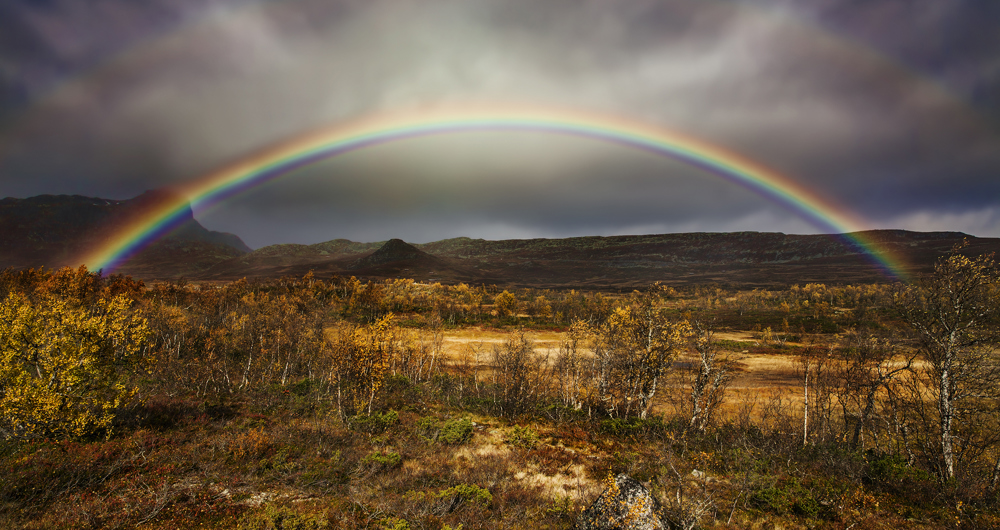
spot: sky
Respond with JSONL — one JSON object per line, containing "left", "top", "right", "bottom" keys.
{"left": 1, "top": 0, "right": 999, "bottom": 249}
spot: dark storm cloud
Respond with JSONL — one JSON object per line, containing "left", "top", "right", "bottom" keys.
{"left": 1, "top": 0, "right": 999, "bottom": 246}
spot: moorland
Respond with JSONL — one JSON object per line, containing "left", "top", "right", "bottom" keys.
{"left": 1, "top": 242, "right": 1000, "bottom": 529}
{"left": 3, "top": 193, "right": 1000, "bottom": 528}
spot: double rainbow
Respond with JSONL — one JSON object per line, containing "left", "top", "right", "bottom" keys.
{"left": 80, "top": 105, "right": 907, "bottom": 278}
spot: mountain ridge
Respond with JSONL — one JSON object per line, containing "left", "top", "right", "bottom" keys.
{"left": 0, "top": 192, "right": 250, "bottom": 277}
{"left": 4, "top": 193, "right": 1000, "bottom": 287}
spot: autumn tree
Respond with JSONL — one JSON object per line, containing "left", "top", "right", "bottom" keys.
{"left": 494, "top": 290, "right": 519, "bottom": 319}
{"left": 836, "top": 330, "right": 915, "bottom": 450}
{"left": 553, "top": 320, "right": 593, "bottom": 411}
{"left": 895, "top": 245, "right": 1000, "bottom": 481}
{"left": 592, "top": 285, "right": 692, "bottom": 418}
{"left": 327, "top": 314, "right": 399, "bottom": 418}
{"left": 0, "top": 291, "right": 150, "bottom": 440}
{"left": 490, "top": 331, "right": 549, "bottom": 416}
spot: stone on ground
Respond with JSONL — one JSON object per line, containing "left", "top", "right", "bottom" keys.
{"left": 577, "top": 473, "right": 664, "bottom": 530}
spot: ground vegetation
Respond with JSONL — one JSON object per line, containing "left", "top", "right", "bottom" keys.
{"left": 0, "top": 247, "right": 998, "bottom": 528}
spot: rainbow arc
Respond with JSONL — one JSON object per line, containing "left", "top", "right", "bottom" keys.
{"left": 79, "top": 105, "right": 907, "bottom": 279}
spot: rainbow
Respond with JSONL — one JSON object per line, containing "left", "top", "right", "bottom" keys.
{"left": 79, "top": 105, "right": 908, "bottom": 278}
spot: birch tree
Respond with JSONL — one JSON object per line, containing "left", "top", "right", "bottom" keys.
{"left": 592, "top": 285, "right": 692, "bottom": 418}
{"left": 895, "top": 246, "right": 1000, "bottom": 481}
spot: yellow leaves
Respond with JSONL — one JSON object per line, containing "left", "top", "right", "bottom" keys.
{"left": 328, "top": 313, "right": 401, "bottom": 416}
{"left": 493, "top": 290, "right": 518, "bottom": 318}
{"left": 590, "top": 287, "right": 694, "bottom": 416}
{"left": 0, "top": 291, "right": 150, "bottom": 440}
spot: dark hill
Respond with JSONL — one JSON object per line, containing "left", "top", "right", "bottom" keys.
{"left": 351, "top": 239, "right": 432, "bottom": 268}
{"left": 0, "top": 191, "right": 250, "bottom": 277}
{"left": 345, "top": 239, "right": 477, "bottom": 281}
{"left": 195, "top": 230, "right": 1000, "bottom": 288}
{"left": 7, "top": 193, "right": 1000, "bottom": 287}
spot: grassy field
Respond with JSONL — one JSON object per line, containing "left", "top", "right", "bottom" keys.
{"left": 1, "top": 268, "right": 999, "bottom": 529}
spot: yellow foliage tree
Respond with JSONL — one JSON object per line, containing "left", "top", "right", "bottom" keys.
{"left": 494, "top": 290, "right": 518, "bottom": 319}
{"left": 0, "top": 292, "right": 150, "bottom": 439}
{"left": 328, "top": 314, "right": 398, "bottom": 417}
{"left": 592, "top": 286, "right": 692, "bottom": 418}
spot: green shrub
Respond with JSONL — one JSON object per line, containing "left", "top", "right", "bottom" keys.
{"left": 416, "top": 417, "right": 473, "bottom": 445}
{"left": 438, "top": 483, "right": 492, "bottom": 508}
{"left": 439, "top": 418, "right": 474, "bottom": 445}
{"left": 598, "top": 416, "right": 666, "bottom": 439}
{"left": 505, "top": 425, "right": 539, "bottom": 448}
{"left": 362, "top": 450, "right": 402, "bottom": 470}
{"left": 749, "top": 485, "right": 787, "bottom": 514}
{"left": 349, "top": 410, "right": 399, "bottom": 434}
{"left": 867, "top": 452, "right": 934, "bottom": 486}
{"left": 238, "top": 503, "right": 328, "bottom": 530}
{"left": 749, "top": 479, "right": 821, "bottom": 518}
{"left": 380, "top": 517, "right": 411, "bottom": 530}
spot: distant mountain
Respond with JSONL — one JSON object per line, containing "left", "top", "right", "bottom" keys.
{"left": 197, "top": 230, "right": 1000, "bottom": 288}
{"left": 6, "top": 192, "right": 1000, "bottom": 287}
{"left": 0, "top": 191, "right": 250, "bottom": 278}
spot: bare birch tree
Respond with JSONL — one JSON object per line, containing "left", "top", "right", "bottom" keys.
{"left": 895, "top": 245, "right": 1000, "bottom": 481}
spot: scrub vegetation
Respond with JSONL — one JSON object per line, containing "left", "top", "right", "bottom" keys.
{"left": 0, "top": 243, "right": 999, "bottom": 529}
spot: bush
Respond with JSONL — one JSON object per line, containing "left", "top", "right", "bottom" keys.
{"left": 504, "top": 425, "right": 539, "bottom": 448}
{"left": 440, "top": 418, "right": 474, "bottom": 445}
{"left": 380, "top": 518, "right": 411, "bottom": 530}
{"left": 749, "top": 479, "right": 822, "bottom": 518}
{"left": 0, "top": 292, "right": 151, "bottom": 440}
{"left": 417, "top": 417, "right": 473, "bottom": 445}
{"left": 598, "top": 416, "right": 666, "bottom": 439}
{"left": 349, "top": 410, "right": 399, "bottom": 434}
{"left": 237, "top": 503, "right": 328, "bottom": 530}
{"left": 361, "top": 450, "right": 402, "bottom": 470}
{"left": 438, "top": 483, "right": 492, "bottom": 509}
{"left": 866, "top": 452, "right": 934, "bottom": 487}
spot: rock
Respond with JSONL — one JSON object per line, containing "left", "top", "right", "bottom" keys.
{"left": 577, "top": 474, "right": 664, "bottom": 530}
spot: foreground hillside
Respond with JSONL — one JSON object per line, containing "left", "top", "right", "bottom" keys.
{"left": 1, "top": 256, "right": 999, "bottom": 529}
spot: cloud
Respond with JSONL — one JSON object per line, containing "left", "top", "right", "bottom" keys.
{"left": 1, "top": 0, "right": 998, "bottom": 246}
{"left": 878, "top": 207, "right": 1000, "bottom": 238}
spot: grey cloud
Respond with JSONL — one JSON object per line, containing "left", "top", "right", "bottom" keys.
{"left": 1, "top": 0, "right": 999, "bottom": 246}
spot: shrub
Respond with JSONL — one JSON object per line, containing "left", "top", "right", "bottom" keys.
{"left": 361, "top": 450, "right": 402, "bottom": 470}
{"left": 0, "top": 292, "right": 150, "bottom": 440}
{"left": 749, "top": 479, "right": 822, "bottom": 518}
{"left": 380, "top": 518, "right": 411, "bottom": 530}
{"left": 866, "top": 452, "right": 934, "bottom": 487}
{"left": 237, "top": 503, "right": 328, "bottom": 530}
{"left": 438, "top": 483, "right": 492, "bottom": 509}
{"left": 349, "top": 410, "right": 399, "bottom": 434}
{"left": 504, "top": 425, "right": 539, "bottom": 448}
{"left": 598, "top": 416, "right": 666, "bottom": 439}
{"left": 439, "top": 418, "right": 474, "bottom": 445}
{"left": 416, "top": 417, "right": 473, "bottom": 445}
